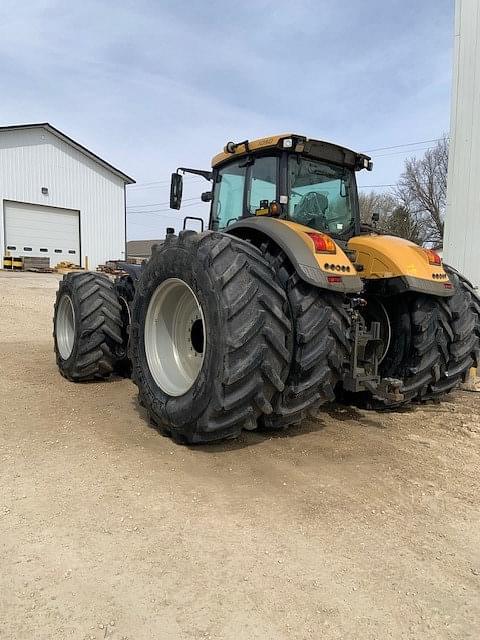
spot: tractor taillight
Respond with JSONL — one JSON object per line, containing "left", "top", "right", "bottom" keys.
{"left": 424, "top": 249, "right": 442, "bottom": 266}
{"left": 306, "top": 232, "right": 336, "bottom": 254}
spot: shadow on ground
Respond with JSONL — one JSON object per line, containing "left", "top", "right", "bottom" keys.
{"left": 129, "top": 389, "right": 423, "bottom": 451}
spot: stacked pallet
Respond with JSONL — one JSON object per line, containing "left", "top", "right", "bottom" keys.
{"left": 54, "top": 261, "right": 84, "bottom": 275}
{"left": 22, "top": 256, "right": 52, "bottom": 273}
{"left": 97, "top": 260, "right": 128, "bottom": 276}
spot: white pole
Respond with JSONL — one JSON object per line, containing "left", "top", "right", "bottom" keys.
{"left": 444, "top": 0, "right": 480, "bottom": 287}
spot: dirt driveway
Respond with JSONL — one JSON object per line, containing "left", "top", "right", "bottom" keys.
{"left": 0, "top": 270, "right": 479, "bottom": 639}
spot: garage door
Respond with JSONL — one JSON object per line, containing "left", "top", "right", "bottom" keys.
{"left": 4, "top": 201, "right": 80, "bottom": 267}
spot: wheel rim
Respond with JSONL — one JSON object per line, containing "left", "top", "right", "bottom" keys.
{"left": 144, "top": 278, "right": 206, "bottom": 396}
{"left": 376, "top": 300, "right": 392, "bottom": 365}
{"left": 364, "top": 298, "right": 392, "bottom": 366}
{"left": 56, "top": 294, "right": 75, "bottom": 360}
{"left": 119, "top": 295, "right": 131, "bottom": 326}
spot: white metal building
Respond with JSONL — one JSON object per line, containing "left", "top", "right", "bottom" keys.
{"left": 0, "top": 123, "right": 135, "bottom": 270}
{"left": 444, "top": 0, "right": 480, "bottom": 286}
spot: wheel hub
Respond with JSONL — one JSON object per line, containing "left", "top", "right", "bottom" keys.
{"left": 144, "top": 278, "right": 206, "bottom": 396}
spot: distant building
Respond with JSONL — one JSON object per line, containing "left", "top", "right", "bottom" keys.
{"left": 0, "top": 123, "right": 135, "bottom": 269}
{"left": 127, "top": 239, "right": 163, "bottom": 260}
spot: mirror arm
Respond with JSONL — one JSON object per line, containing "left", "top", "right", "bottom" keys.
{"left": 177, "top": 167, "right": 212, "bottom": 181}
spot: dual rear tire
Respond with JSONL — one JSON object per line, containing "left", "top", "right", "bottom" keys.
{"left": 374, "top": 268, "right": 479, "bottom": 407}
{"left": 53, "top": 272, "right": 124, "bottom": 381}
{"left": 128, "top": 233, "right": 350, "bottom": 442}
{"left": 257, "top": 244, "right": 349, "bottom": 428}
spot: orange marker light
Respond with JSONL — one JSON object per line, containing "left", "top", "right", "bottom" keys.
{"left": 269, "top": 201, "right": 281, "bottom": 216}
{"left": 306, "top": 232, "right": 336, "bottom": 254}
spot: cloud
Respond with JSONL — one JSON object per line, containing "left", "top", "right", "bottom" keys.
{"left": 0, "top": 0, "right": 453, "bottom": 238}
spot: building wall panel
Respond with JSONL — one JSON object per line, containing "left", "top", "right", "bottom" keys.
{"left": 0, "top": 127, "right": 126, "bottom": 269}
{"left": 444, "top": 0, "right": 480, "bottom": 286}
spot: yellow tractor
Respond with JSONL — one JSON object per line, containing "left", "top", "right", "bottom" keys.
{"left": 53, "top": 134, "right": 480, "bottom": 443}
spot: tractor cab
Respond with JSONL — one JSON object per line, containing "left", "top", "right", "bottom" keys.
{"left": 170, "top": 134, "right": 373, "bottom": 241}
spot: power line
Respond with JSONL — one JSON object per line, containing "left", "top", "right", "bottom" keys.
{"left": 365, "top": 137, "right": 444, "bottom": 153}
{"left": 127, "top": 179, "right": 171, "bottom": 188}
{"left": 358, "top": 184, "right": 395, "bottom": 189}
{"left": 127, "top": 207, "right": 207, "bottom": 227}
{"left": 127, "top": 197, "right": 200, "bottom": 210}
{"left": 127, "top": 201, "right": 203, "bottom": 216}
{"left": 127, "top": 176, "right": 206, "bottom": 189}
{"left": 373, "top": 145, "right": 434, "bottom": 159}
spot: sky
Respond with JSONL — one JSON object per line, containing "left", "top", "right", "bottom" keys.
{"left": 0, "top": 0, "right": 454, "bottom": 240}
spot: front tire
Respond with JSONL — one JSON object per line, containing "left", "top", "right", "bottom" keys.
{"left": 129, "top": 231, "right": 291, "bottom": 444}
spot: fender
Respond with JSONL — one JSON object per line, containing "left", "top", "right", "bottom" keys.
{"left": 348, "top": 234, "right": 454, "bottom": 297}
{"left": 226, "top": 217, "right": 362, "bottom": 294}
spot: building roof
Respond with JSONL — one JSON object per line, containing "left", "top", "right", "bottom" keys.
{"left": 127, "top": 239, "right": 163, "bottom": 258}
{"left": 0, "top": 122, "right": 135, "bottom": 184}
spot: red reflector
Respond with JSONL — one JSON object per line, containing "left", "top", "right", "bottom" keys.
{"left": 327, "top": 275, "right": 343, "bottom": 284}
{"left": 444, "top": 282, "right": 453, "bottom": 289}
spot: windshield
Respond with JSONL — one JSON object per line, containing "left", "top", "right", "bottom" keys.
{"left": 288, "top": 157, "right": 357, "bottom": 235}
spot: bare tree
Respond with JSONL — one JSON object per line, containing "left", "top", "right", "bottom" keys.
{"left": 359, "top": 191, "right": 427, "bottom": 243}
{"left": 358, "top": 191, "right": 397, "bottom": 225}
{"left": 395, "top": 136, "right": 448, "bottom": 244}
{"left": 382, "top": 205, "right": 426, "bottom": 245}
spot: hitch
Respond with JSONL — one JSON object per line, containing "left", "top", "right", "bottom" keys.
{"left": 343, "top": 299, "right": 404, "bottom": 404}
{"left": 363, "top": 377, "right": 404, "bottom": 404}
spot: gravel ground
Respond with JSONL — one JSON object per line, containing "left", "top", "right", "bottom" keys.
{"left": 0, "top": 270, "right": 479, "bottom": 640}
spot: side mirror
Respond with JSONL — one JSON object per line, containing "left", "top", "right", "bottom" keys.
{"left": 170, "top": 173, "right": 183, "bottom": 210}
{"left": 372, "top": 212, "right": 380, "bottom": 223}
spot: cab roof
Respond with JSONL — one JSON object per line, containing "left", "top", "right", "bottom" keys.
{"left": 211, "top": 134, "right": 371, "bottom": 171}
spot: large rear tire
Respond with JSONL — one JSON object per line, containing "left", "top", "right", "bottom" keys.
{"left": 258, "top": 246, "right": 350, "bottom": 428}
{"left": 378, "top": 294, "right": 443, "bottom": 405}
{"left": 53, "top": 272, "right": 124, "bottom": 381}
{"left": 429, "top": 265, "right": 480, "bottom": 395}
{"left": 129, "top": 231, "right": 291, "bottom": 444}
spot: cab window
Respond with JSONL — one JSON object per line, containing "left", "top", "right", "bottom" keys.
{"left": 211, "top": 160, "right": 246, "bottom": 229}
{"left": 248, "top": 156, "right": 277, "bottom": 213}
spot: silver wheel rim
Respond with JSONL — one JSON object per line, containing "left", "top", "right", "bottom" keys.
{"left": 119, "top": 296, "right": 131, "bottom": 325}
{"left": 145, "top": 278, "right": 206, "bottom": 396}
{"left": 377, "top": 300, "right": 391, "bottom": 365}
{"left": 56, "top": 294, "right": 75, "bottom": 360}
